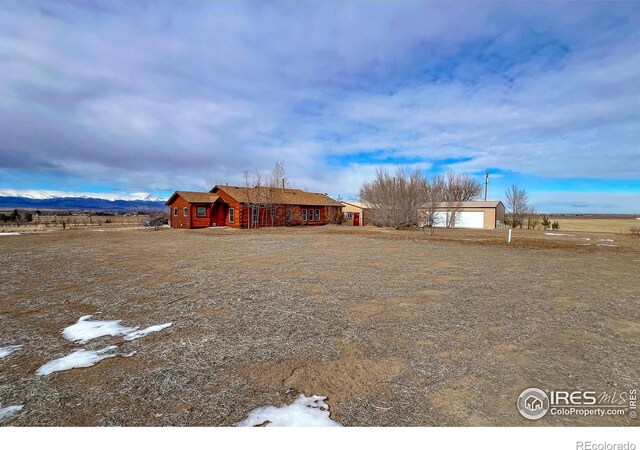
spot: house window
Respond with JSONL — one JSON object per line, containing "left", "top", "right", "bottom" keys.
{"left": 197, "top": 207, "right": 207, "bottom": 217}
{"left": 301, "top": 209, "right": 307, "bottom": 221}
{"left": 183, "top": 207, "right": 188, "bottom": 217}
{"left": 308, "top": 208, "right": 314, "bottom": 221}
{"left": 315, "top": 209, "right": 320, "bottom": 222}
{"left": 229, "top": 208, "right": 235, "bottom": 223}
{"left": 173, "top": 207, "right": 178, "bottom": 216}
{"left": 252, "top": 206, "right": 259, "bottom": 226}
{"left": 286, "top": 209, "right": 292, "bottom": 222}
{"left": 346, "top": 212, "right": 353, "bottom": 219}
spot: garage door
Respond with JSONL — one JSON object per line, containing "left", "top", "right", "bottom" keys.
{"left": 455, "top": 211, "right": 484, "bottom": 229}
{"left": 431, "top": 211, "right": 484, "bottom": 228}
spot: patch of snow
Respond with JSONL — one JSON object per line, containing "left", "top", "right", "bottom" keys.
{"left": 577, "top": 243, "right": 591, "bottom": 246}
{"left": 545, "top": 232, "right": 575, "bottom": 237}
{"left": 63, "top": 315, "right": 136, "bottom": 344}
{"left": 236, "top": 394, "right": 342, "bottom": 427}
{"left": 36, "top": 346, "right": 117, "bottom": 376}
{"left": 63, "top": 316, "right": 172, "bottom": 343}
{"left": 580, "top": 238, "right": 591, "bottom": 241}
{"left": 123, "top": 323, "right": 172, "bottom": 341}
{"left": 93, "top": 229, "right": 106, "bottom": 232}
{"left": 598, "top": 238, "right": 614, "bottom": 242}
{"left": 597, "top": 244, "right": 618, "bottom": 247}
{"left": 0, "top": 344, "right": 23, "bottom": 358}
{"left": 0, "top": 405, "right": 24, "bottom": 421}
{"left": 0, "top": 232, "right": 20, "bottom": 236}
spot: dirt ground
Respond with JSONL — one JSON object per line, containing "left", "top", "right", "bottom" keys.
{"left": 1, "top": 225, "right": 638, "bottom": 426}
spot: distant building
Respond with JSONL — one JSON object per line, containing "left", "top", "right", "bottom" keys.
{"left": 340, "top": 201, "right": 371, "bottom": 226}
{"left": 417, "top": 201, "right": 506, "bottom": 229}
{"left": 165, "top": 185, "right": 342, "bottom": 229}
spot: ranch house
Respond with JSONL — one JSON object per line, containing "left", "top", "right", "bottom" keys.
{"left": 165, "top": 185, "right": 343, "bottom": 229}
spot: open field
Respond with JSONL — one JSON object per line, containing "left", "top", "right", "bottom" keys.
{"left": 547, "top": 216, "right": 640, "bottom": 234}
{"left": 0, "top": 214, "right": 153, "bottom": 233}
{"left": 1, "top": 226, "right": 639, "bottom": 426}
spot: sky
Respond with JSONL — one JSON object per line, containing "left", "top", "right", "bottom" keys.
{"left": 0, "top": 1, "right": 638, "bottom": 213}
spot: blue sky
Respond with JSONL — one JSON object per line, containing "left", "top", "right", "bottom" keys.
{"left": 0, "top": 1, "right": 638, "bottom": 212}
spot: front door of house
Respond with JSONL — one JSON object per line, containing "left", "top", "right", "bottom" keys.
{"left": 353, "top": 212, "right": 360, "bottom": 226}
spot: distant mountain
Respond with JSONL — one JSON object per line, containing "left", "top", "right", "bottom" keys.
{"left": 0, "top": 196, "right": 166, "bottom": 211}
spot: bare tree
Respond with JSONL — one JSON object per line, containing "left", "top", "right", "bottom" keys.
{"left": 359, "top": 167, "right": 429, "bottom": 229}
{"left": 526, "top": 206, "right": 539, "bottom": 230}
{"left": 242, "top": 162, "right": 291, "bottom": 228}
{"left": 505, "top": 185, "right": 529, "bottom": 229}
{"left": 242, "top": 169, "right": 263, "bottom": 229}
{"left": 441, "top": 172, "right": 483, "bottom": 227}
{"left": 264, "top": 161, "right": 287, "bottom": 227}
{"left": 419, "top": 174, "right": 446, "bottom": 235}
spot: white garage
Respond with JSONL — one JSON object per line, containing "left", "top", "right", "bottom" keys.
{"left": 433, "top": 211, "right": 484, "bottom": 228}
{"left": 418, "top": 201, "right": 506, "bottom": 230}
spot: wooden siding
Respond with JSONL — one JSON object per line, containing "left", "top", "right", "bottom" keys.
{"left": 168, "top": 195, "right": 191, "bottom": 229}
{"left": 167, "top": 189, "right": 342, "bottom": 229}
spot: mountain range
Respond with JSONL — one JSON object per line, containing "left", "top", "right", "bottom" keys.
{"left": 0, "top": 195, "right": 166, "bottom": 211}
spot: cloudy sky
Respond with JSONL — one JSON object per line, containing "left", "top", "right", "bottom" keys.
{"left": 0, "top": 1, "right": 638, "bottom": 212}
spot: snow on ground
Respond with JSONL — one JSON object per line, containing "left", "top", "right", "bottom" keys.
{"left": 598, "top": 238, "right": 614, "bottom": 242}
{"left": 63, "top": 316, "right": 136, "bottom": 344}
{"left": 123, "top": 323, "right": 173, "bottom": 341}
{"left": 597, "top": 244, "right": 618, "bottom": 247}
{"left": 0, "top": 344, "right": 22, "bottom": 358}
{"left": 0, "top": 405, "right": 24, "bottom": 421}
{"left": 236, "top": 394, "right": 342, "bottom": 427}
{"left": 545, "top": 232, "right": 575, "bottom": 237}
{"left": 63, "top": 316, "right": 172, "bottom": 343}
{"left": 36, "top": 346, "right": 117, "bottom": 376}
{"left": 0, "top": 232, "right": 20, "bottom": 236}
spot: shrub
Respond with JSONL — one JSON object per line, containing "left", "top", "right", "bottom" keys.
{"left": 541, "top": 215, "right": 551, "bottom": 230}
{"left": 630, "top": 226, "right": 640, "bottom": 236}
{"left": 551, "top": 221, "right": 560, "bottom": 230}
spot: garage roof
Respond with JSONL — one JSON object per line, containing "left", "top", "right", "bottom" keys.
{"left": 419, "top": 200, "right": 503, "bottom": 208}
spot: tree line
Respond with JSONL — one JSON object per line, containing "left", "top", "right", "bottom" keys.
{"left": 359, "top": 167, "right": 537, "bottom": 230}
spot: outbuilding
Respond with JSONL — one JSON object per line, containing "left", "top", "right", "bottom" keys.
{"left": 417, "top": 200, "right": 506, "bottom": 229}
{"left": 340, "top": 201, "right": 370, "bottom": 226}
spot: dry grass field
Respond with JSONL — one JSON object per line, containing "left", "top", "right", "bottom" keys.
{"left": 547, "top": 216, "right": 640, "bottom": 233}
{"left": 1, "top": 225, "right": 639, "bottom": 426}
{"left": 0, "top": 214, "right": 151, "bottom": 233}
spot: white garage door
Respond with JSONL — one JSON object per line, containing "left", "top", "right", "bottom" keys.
{"left": 455, "top": 211, "right": 484, "bottom": 228}
{"left": 431, "top": 211, "right": 484, "bottom": 228}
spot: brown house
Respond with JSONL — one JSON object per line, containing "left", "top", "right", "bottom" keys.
{"left": 166, "top": 185, "right": 343, "bottom": 229}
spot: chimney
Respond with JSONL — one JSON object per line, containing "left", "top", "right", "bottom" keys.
{"left": 282, "top": 178, "right": 285, "bottom": 191}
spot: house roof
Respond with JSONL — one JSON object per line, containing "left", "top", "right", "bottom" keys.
{"left": 213, "top": 185, "right": 342, "bottom": 207}
{"left": 165, "top": 191, "right": 220, "bottom": 205}
{"left": 419, "top": 200, "right": 504, "bottom": 209}
{"left": 341, "top": 201, "right": 372, "bottom": 209}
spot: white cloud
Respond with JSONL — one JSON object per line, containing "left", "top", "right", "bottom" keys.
{"left": 0, "top": 2, "right": 637, "bottom": 206}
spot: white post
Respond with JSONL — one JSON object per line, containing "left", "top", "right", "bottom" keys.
{"left": 508, "top": 228, "right": 512, "bottom": 243}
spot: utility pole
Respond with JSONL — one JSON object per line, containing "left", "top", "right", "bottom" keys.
{"left": 484, "top": 171, "right": 489, "bottom": 201}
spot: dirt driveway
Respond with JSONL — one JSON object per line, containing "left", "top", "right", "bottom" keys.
{"left": 1, "top": 226, "right": 638, "bottom": 426}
